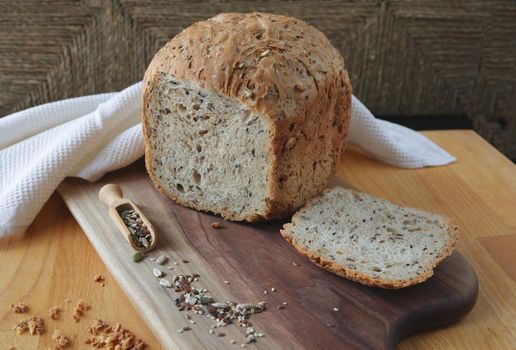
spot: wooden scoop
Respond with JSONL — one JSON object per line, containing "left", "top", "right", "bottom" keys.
{"left": 99, "top": 183, "right": 157, "bottom": 252}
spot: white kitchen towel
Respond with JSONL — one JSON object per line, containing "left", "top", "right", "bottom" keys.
{"left": 0, "top": 82, "right": 455, "bottom": 236}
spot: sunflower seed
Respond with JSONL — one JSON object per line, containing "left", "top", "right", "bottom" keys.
{"left": 156, "top": 255, "right": 167, "bottom": 265}
{"left": 159, "top": 279, "right": 172, "bottom": 288}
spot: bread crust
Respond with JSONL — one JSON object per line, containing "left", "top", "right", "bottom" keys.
{"left": 142, "top": 12, "right": 352, "bottom": 221}
{"left": 280, "top": 191, "right": 459, "bottom": 289}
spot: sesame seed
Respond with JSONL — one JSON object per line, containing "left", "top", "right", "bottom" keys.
{"left": 282, "top": 302, "right": 288, "bottom": 306}
{"left": 209, "top": 329, "right": 215, "bottom": 334}
{"left": 333, "top": 307, "right": 339, "bottom": 312}
{"left": 271, "top": 287, "right": 276, "bottom": 292}
{"left": 263, "top": 290, "right": 268, "bottom": 294}
{"left": 292, "top": 262, "right": 300, "bottom": 266}
{"left": 230, "top": 340, "right": 236, "bottom": 344}
{"left": 224, "top": 280, "right": 230, "bottom": 284}
{"left": 174, "top": 262, "right": 179, "bottom": 265}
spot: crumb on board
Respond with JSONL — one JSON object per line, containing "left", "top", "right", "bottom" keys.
{"left": 211, "top": 222, "right": 223, "bottom": 229}
{"left": 85, "top": 318, "right": 146, "bottom": 349}
{"left": 93, "top": 274, "right": 105, "bottom": 286}
{"left": 49, "top": 306, "right": 62, "bottom": 320}
{"left": 72, "top": 300, "right": 89, "bottom": 322}
{"left": 11, "top": 303, "right": 28, "bottom": 313}
{"left": 52, "top": 329, "right": 71, "bottom": 349}
{"left": 13, "top": 316, "right": 45, "bottom": 335}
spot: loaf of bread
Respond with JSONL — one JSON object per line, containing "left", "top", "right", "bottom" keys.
{"left": 142, "top": 12, "right": 352, "bottom": 221}
{"left": 281, "top": 187, "right": 458, "bottom": 288}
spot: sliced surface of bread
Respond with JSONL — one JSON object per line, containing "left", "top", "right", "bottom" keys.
{"left": 281, "top": 187, "right": 458, "bottom": 289}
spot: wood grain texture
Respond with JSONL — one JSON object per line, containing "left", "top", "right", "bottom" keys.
{"left": 0, "top": 1, "right": 515, "bottom": 158}
{"left": 1, "top": 130, "right": 515, "bottom": 349}
{"left": 56, "top": 160, "right": 478, "bottom": 350}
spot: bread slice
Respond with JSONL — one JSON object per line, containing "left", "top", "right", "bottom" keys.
{"left": 280, "top": 187, "right": 458, "bottom": 288}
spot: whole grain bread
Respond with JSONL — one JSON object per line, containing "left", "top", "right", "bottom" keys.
{"left": 142, "top": 12, "right": 352, "bottom": 221}
{"left": 281, "top": 187, "right": 459, "bottom": 289}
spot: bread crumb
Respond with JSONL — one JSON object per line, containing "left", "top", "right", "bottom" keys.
{"left": 11, "top": 303, "right": 28, "bottom": 313}
{"left": 49, "top": 307, "right": 62, "bottom": 320}
{"left": 52, "top": 329, "right": 71, "bottom": 349}
{"left": 14, "top": 316, "right": 45, "bottom": 335}
{"left": 85, "top": 319, "right": 146, "bottom": 349}
{"left": 211, "top": 222, "right": 223, "bottom": 229}
{"left": 72, "top": 300, "right": 89, "bottom": 322}
{"left": 93, "top": 274, "right": 105, "bottom": 286}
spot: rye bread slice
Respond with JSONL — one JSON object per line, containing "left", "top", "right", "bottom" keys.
{"left": 280, "top": 187, "right": 458, "bottom": 289}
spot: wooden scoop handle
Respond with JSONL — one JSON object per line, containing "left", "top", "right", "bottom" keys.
{"left": 99, "top": 184, "right": 124, "bottom": 207}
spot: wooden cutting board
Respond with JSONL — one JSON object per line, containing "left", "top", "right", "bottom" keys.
{"left": 57, "top": 160, "right": 478, "bottom": 350}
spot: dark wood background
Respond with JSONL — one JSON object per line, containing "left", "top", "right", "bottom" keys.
{"left": 0, "top": 1, "right": 515, "bottom": 160}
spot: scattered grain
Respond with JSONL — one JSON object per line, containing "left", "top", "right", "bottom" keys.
{"left": 133, "top": 252, "right": 144, "bottom": 262}
{"left": 159, "top": 279, "right": 172, "bottom": 288}
{"left": 177, "top": 326, "right": 191, "bottom": 333}
{"left": 153, "top": 268, "right": 164, "bottom": 278}
{"left": 156, "top": 255, "right": 167, "bottom": 265}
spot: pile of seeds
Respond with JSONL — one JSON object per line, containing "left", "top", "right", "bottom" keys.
{"left": 164, "top": 272, "right": 266, "bottom": 346}
{"left": 120, "top": 209, "right": 152, "bottom": 248}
